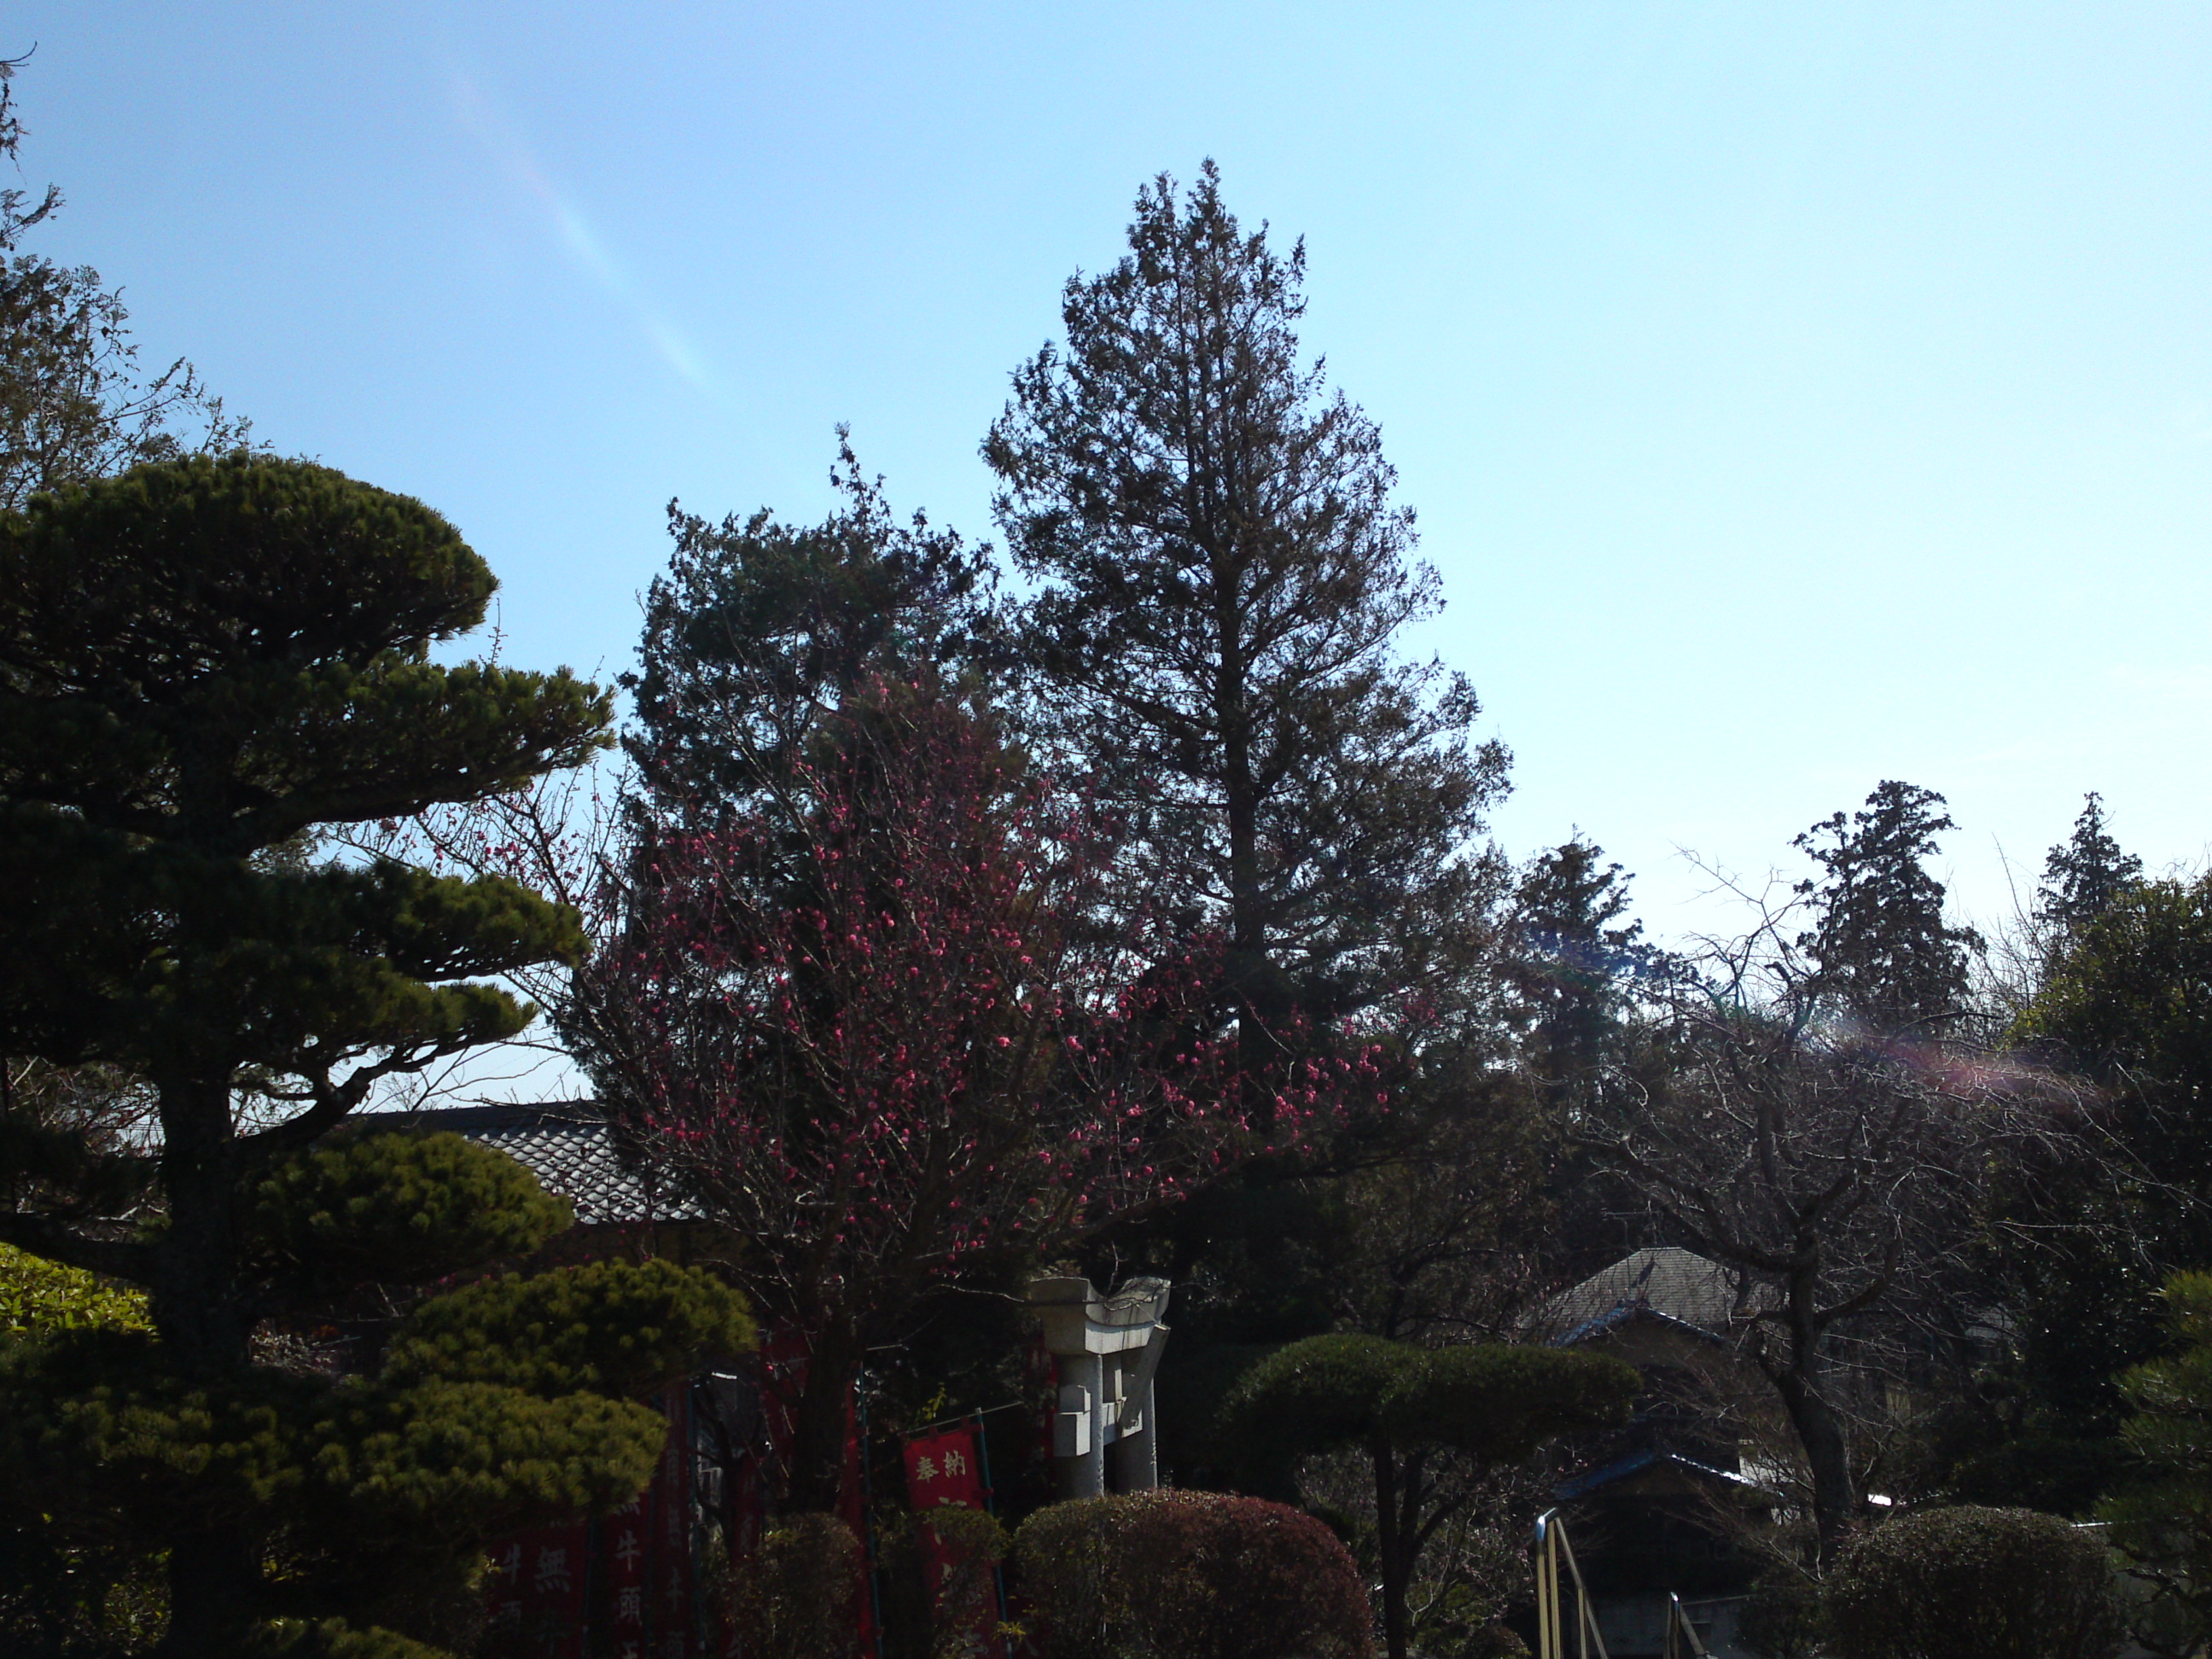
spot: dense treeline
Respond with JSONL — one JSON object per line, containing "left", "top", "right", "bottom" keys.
{"left": 3, "top": 55, "right": 2211, "bottom": 1659}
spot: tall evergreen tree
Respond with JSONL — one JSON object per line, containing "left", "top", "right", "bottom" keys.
{"left": 0, "top": 454, "right": 614, "bottom": 1651}
{"left": 983, "top": 161, "right": 1508, "bottom": 1037}
{"left": 1793, "top": 781, "right": 1980, "bottom": 1032}
{"left": 2036, "top": 792, "right": 2142, "bottom": 938}
{"left": 1511, "top": 838, "right": 1647, "bottom": 1117}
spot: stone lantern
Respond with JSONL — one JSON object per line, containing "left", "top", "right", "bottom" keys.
{"left": 1026, "top": 1275, "right": 1172, "bottom": 1499}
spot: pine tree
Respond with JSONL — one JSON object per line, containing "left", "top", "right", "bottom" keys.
{"left": 1221, "top": 1333, "right": 1638, "bottom": 1659}
{"left": 0, "top": 453, "right": 616, "bottom": 1652}
{"left": 1793, "top": 781, "right": 1981, "bottom": 1031}
{"left": 0, "top": 1127, "right": 754, "bottom": 1656}
{"left": 984, "top": 162, "right": 1508, "bottom": 1036}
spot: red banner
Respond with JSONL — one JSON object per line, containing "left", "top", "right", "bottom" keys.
{"left": 903, "top": 1425, "right": 986, "bottom": 1512}
{"left": 904, "top": 1424, "right": 998, "bottom": 1656}
{"left": 485, "top": 1515, "right": 589, "bottom": 1658}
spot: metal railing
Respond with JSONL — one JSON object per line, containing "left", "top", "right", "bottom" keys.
{"left": 1532, "top": 1510, "right": 1609, "bottom": 1659}
{"left": 1662, "top": 1592, "right": 1708, "bottom": 1659}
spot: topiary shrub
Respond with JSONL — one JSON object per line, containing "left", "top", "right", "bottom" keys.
{"left": 1013, "top": 1488, "right": 1371, "bottom": 1659}
{"left": 1737, "top": 1574, "right": 1826, "bottom": 1659}
{"left": 1825, "top": 1505, "right": 2125, "bottom": 1659}
{"left": 736, "top": 1513, "right": 864, "bottom": 1659}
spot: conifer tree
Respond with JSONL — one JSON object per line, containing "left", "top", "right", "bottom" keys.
{"left": 1793, "top": 781, "right": 1981, "bottom": 1032}
{"left": 0, "top": 453, "right": 627, "bottom": 1652}
{"left": 0, "top": 1127, "right": 754, "bottom": 1656}
{"left": 1511, "top": 838, "right": 1649, "bottom": 1117}
{"left": 2036, "top": 792, "right": 2142, "bottom": 938}
{"left": 984, "top": 162, "right": 1508, "bottom": 1036}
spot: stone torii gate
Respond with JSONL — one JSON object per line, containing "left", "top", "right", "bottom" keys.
{"left": 1026, "top": 1275, "right": 1172, "bottom": 1499}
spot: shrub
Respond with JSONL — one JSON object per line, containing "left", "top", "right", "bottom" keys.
{"left": 916, "top": 1505, "right": 1009, "bottom": 1659}
{"left": 736, "top": 1513, "right": 864, "bottom": 1659}
{"left": 1014, "top": 1488, "right": 1371, "bottom": 1659}
{"left": 1737, "top": 1575, "right": 1826, "bottom": 1659}
{"left": 1825, "top": 1505, "right": 2125, "bottom": 1659}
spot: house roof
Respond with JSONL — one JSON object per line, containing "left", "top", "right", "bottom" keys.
{"left": 1553, "top": 1447, "right": 1779, "bottom": 1502}
{"left": 368, "top": 1102, "right": 705, "bottom": 1225}
{"left": 1537, "top": 1247, "right": 1761, "bottom": 1347}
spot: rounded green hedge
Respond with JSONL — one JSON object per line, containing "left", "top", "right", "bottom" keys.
{"left": 1825, "top": 1505, "right": 2124, "bottom": 1659}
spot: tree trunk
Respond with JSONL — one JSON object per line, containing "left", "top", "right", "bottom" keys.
{"left": 1771, "top": 1261, "right": 1855, "bottom": 1565}
{"left": 783, "top": 1317, "right": 861, "bottom": 1515}
{"left": 1372, "top": 1437, "right": 1412, "bottom": 1659}
{"left": 151, "top": 1074, "right": 257, "bottom": 1656}
{"left": 1772, "top": 1360, "right": 1854, "bottom": 1565}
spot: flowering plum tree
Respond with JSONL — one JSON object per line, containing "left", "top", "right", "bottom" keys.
{"left": 574, "top": 675, "right": 1371, "bottom": 1510}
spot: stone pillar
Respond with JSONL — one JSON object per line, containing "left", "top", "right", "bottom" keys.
{"left": 1027, "top": 1275, "right": 1172, "bottom": 1498}
{"left": 1055, "top": 1349, "right": 1105, "bottom": 1499}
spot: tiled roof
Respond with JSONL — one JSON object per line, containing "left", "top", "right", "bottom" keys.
{"left": 376, "top": 1102, "right": 707, "bottom": 1225}
{"left": 1535, "top": 1247, "right": 1763, "bottom": 1345}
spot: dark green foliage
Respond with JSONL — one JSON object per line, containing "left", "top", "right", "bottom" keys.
{"left": 1226, "top": 1333, "right": 1639, "bottom": 1466}
{"left": 1222, "top": 1333, "right": 1637, "bottom": 1659}
{"left": 1512, "top": 840, "right": 1650, "bottom": 1119}
{"left": 985, "top": 160, "right": 1507, "bottom": 1024}
{"left": 0, "top": 1223, "right": 750, "bottom": 1654}
{"left": 1970, "top": 876, "right": 2212, "bottom": 1503}
{"left": 1824, "top": 1506, "right": 2124, "bottom": 1659}
{"left": 736, "top": 1513, "right": 865, "bottom": 1659}
{"left": 624, "top": 432, "right": 992, "bottom": 818}
{"left": 248, "top": 1132, "right": 573, "bottom": 1299}
{"left": 0, "top": 451, "right": 617, "bottom": 1651}
{"left": 1737, "top": 1576, "right": 1826, "bottom": 1659}
{"left": 381, "top": 1256, "right": 756, "bottom": 1399}
{"left": 988, "top": 166, "right": 1518, "bottom": 1551}
{"left": 1793, "top": 781, "right": 1980, "bottom": 1031}
{"left": 1011, "top": 1488, "right": 1371, "bottom": 1659}
{"left": 2098, "top": 1271, "right": 2212, "bottom": 1652}
{"left": 2037, "top": 793, "right": 2142, "bottom": 937}
{"left": 249, "top": 1620, "right": 451, "bottom": 1659}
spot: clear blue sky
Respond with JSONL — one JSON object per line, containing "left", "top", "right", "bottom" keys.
{"left": 15, "top": 3, "right": 2212, "bottom": 948}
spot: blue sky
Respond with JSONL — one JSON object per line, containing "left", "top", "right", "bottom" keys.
{"left": 15, "top": 3, "right": 2212, "bottom": 953}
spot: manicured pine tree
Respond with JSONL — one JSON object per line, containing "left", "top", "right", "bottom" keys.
{"left": 0, "top": 453, "right": 754, "bottom": 1655}
{"left": 1222, "top": 1333, "right": 1638, "bottom": 1659}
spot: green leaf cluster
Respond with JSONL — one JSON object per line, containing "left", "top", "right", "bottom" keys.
{"left": 247, "top": 1130, "right": 573, "bottom": 1298}
{"left": 1011, "top": 1489, "right": 1372, "bottom": 1659}
{"left": 0, "top": 1128, "right": 755, "bottom": 1656}
{"left": 0, "top": 1242, "right": 148, "bottom": 1337}
{"left": 1223, "top": 1331, "right": 1639, "bottom": 1467}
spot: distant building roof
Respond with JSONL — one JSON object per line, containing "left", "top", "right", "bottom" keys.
{"left": 374, "top": 1102, "right": 705, "bottom": 1225}
{"left": 1538, "top": 1247, "right": 1761, "bottom": 1347}
{"left": 1553, "top": 1447, "right": 1778, "bottom": 1502}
